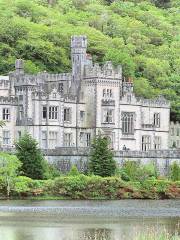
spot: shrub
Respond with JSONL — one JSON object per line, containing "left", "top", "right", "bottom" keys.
{"left": 170, "top": 162, "right": 180, "bottom": 181}
{"left": 121, "top": 161, "right": 157, "bottom": 182}
{"left": 68, "top": 165, "right": 79, "bottom": 176}
{"left": 14, "top": 176, "right": 32, "bottom": 194}
{"left": 0, "top": 152, "right": 22, "bottom": 198}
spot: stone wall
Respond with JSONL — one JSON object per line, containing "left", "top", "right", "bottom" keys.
{"left": 44, "top": 148, "right": 180, "bottom": 176}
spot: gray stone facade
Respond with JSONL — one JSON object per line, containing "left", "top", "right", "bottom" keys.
{"left": 0, "top": 35, "right": 171, "bottom": 152}
{"left": 169, "top": 121, "right": 180, "bottom": 149}
{"left": 45, "top": 148, "right": 180, "bottom": 176}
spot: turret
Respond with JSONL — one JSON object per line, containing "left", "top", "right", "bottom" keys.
{"left": 15, "top": 59, "right": 24, "bottom": 74}
{"left": 71, "top": 36, "right": 87, "bottom": 93}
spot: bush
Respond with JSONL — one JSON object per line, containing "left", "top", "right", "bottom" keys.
{"left": 68, "top": 165, "right": 79, "bottom": 176}
{"left": 14, "top": 176, "right": 33, "bottom": 194}
{"left": 120, "top": 161, "right": 158, "bottom": 182}
{"left": 170, "top": 162, "right": 180, "bottom": 181}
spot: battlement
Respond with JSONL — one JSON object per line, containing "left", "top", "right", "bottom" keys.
{"left": 13, "top": 72, "right": 72, "bottom": 87}
{"left": 84, "top": 61, "right": 122, "bottom": 79}
{"left": 0, "top": 76, "right": 10, "bottom": 88}
{"left": 41, "top": 73, "right": 72, "bottom": 82}
{"left": 138, "top": 95, "right": 170, "bottom": 108}
{"left": 71, "top": 36, "right": 87, "bottom": 49}
{"left": 0, "top": 96, "right": 18, "bottom": 105}
{"left": 14, "top": 74, "right": 38, "bottom": 87}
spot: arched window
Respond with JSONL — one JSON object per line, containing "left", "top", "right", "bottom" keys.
{"left": 122, "top": 112, "right": 134, "bottom": 134}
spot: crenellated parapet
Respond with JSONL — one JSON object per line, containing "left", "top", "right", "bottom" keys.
{"left": 121, "top": 94, "right": 170, "bottom": 108}
{"left": 64, "top": 94, "right": 77, "bottom": 103}
{"left": 84, "top": 61, "right": 122, "bottom": 79}
{"left": 38, "top": 72, "right": 72, "bottom": 82}
{"left": 139, "top": 96, "right": 170, "bottom": 108}
{"left": 0, "top": 96, "right": 18, "bottom": 105}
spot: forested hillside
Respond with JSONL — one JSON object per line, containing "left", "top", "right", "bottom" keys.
{"left": 0, "top": 0, "right": 179, "bottom": 120}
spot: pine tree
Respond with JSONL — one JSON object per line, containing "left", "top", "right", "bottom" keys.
{"left": 15, "top": 133, "right": 45, "bottom": 179}
{"left": 89, "top": 134, "right": 116, "bottom": 177}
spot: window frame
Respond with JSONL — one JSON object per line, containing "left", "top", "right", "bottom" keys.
{"left": 3, "top": 108, "right": 10, "bottom": 121}
{"left": 121, "top": 112, "right": 135, "bottom": 135}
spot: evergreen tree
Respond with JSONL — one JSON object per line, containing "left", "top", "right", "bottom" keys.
{"left": 15, "top": 133, "right": 45, "bottom": 179}
{"left": 89, "top": 134, "right": 116, "bottom": 177}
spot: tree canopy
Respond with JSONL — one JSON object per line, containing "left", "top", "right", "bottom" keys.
{"left": 0, "top": 0, "right": 179, "bottom": 120}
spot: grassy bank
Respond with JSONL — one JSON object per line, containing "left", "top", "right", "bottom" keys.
{"left": 1, "top": 175, "right": 180, "bottom": 200}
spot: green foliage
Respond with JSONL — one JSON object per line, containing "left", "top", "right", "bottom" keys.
{"left": 0, "top": 0, "right": 179, "bottom": 120}
{"left": 120, "top": 161, "right": 158, "bottom": 182}
{"left": 14, "top": 176, "right": 32, "bottom": 194}
{"left": 15, "top": 132, "right": 46, "bottom": 180}
{"left": 0, "top": 152, "right": 22, "bottom": 198}
{"left": 89, "top": 134, "right": 116, "bottom": 177}
{"left": 69, "top": 165, "right": 79, "bottom": 176}
{"left": 170, "top": 162, "right": 180, "bottom": 181}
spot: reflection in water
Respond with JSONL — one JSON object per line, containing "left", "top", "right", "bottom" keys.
{"left": 0, "top": 220, "right": 179, "bottom": 240}
{"left": 78, "top": 229, "right": 112, "bottom": 240}
{"left": 0, "top": 200, "right": 179, "bottom": 240}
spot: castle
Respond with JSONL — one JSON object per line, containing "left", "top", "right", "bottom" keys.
{"left": 0, "top": 36, "right": 171, "bottom": 151}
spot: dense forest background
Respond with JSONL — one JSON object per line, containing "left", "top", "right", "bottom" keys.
{"left": 0, "top": 0, "right": 179, "bottom": 120}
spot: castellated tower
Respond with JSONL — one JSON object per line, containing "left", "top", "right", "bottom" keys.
{"left": 71, "top": 36, "right": 87, "bottom": 94}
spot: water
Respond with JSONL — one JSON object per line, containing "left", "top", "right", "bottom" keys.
{"left": 0, "top": 200, "right": 179, "bottom": 240}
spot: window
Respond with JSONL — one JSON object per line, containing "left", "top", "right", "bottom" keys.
{"left": 80, "top": 132, "right": 91, "bottom": 147}
{"left": 154, "top": 113, "right": 160, "bottom": 127}
{"left": 3, "top": 108, "right": 10, "bottom": 121}
{"left": 64, "top": 108, "right": 71, "bottom": 122}
{"left": 102, "top": 89, "right": 113, "bottom": 98}
{"left": 64, "top": 133, "right": 72, "bottom": 147}
{"left": 80, "top": 111, "right": 85, "bottom": 121}
{"left": 19, "top": 106, "right": 23, "bottom": 120}
{"left": 49, "top": 131, "right": 57, "bottom": 148}
{"left": 154, "top": 136, "right": 161, "bottom": 150}
{"left": 3, "top": 131, "right": 10, "bottom": 145}
{"left": 19, "top": 95, "right": 23, "bottom": 101}
{"left": 42, "top": 106, "right": 47, "bottom": 119}
{"left": 59, "top": 83, "right": 64, "bottom": 93}
{"left": 171, "top": 127, "right": 174, "bottom": 136}
{"left": 103, "top": 109, "right": 113, "bottom": 123}
{"left": 86, "top": 133, "right": 91, "bottom": 146}
{"left": 42, "top": 131, "right": 47, "bottom": 149}
{"left": 177, "top": 128, "right": 179, "bottom": 136}
{"left": 142, "top": 135, "right": 151, "bottom": 151}
{"left": 49, "top": 106, "right": 58, "bottom": 120}
{"left": 103, "top": 89, "right": 106, "bottom": 98}
{"left": 122, "top": 112, "right": 134, "bottom": 134}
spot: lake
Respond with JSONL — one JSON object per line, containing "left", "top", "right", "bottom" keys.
{"left": 0, "top": 200, "right": 179, "bottom": 240}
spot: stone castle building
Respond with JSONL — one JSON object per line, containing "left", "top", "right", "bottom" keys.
{"left": 0, "top": 36, "right": 171, "bottom": 151}
{"left": 169, "top": 122, "right": 180, "bottom": 149}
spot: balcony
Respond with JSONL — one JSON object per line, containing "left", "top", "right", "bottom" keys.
{"left": 142, "top": 123, "right": 154, "bottom": 129}
{"left": 16, "top": 118, "right": 34, "bottom": 126}
{"left": 101, "top": 99, "right": 115, "bottom": 106}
